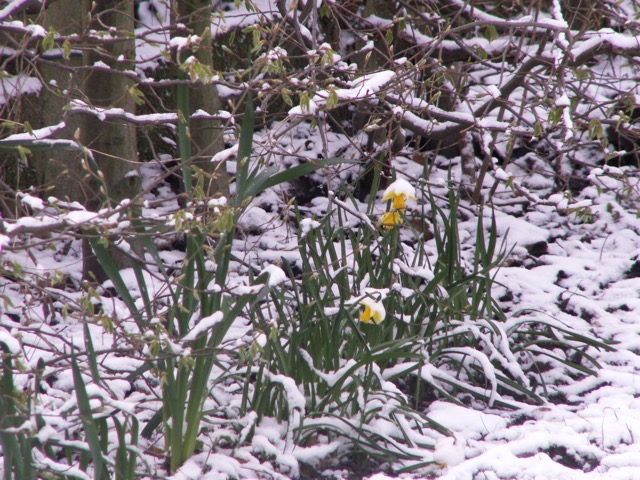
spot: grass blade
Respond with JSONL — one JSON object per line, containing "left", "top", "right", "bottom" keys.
{"left": 71, "top": 352, "right": 106, "bottom": 479}
{"left": 88, "top": 237, "right": 143, "bottom": 330}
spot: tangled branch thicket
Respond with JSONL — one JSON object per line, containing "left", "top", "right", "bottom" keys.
{"left": 0, "top": 0, "right": 636, "bottom": 478}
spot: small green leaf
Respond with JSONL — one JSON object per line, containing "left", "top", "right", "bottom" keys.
{"left": 17, "top": 145, "right": 31, "bottom": 164}
{"left": 505, "top": 176, "right": 514, "bottom": 189}
{"left": 281, "top": 87, "right": 293, "bottom": 106}
{"left": 219, "top": 209, "right": 235, "bottom": 232}
{"left": 321, "top": 49, "right": 335, "bottom": 66}
{"left": 588, "top": 118, "right": 603, "bottom": 140}
{"left": 41, "top": 27, "right": 55, "bottom": 52}
{"left": 326, "top": 87, "right": 339, "bottom": 110}
{"left": 574, "top": 66, "right": 591, "bottom": 81}
{"left": 299, "top": 91, "right": 311, "bottom": 112}
{"left": 62, "top": 39, "right": 72, "bottom": 60}
{"left": 533, "top": 121, "right": 544, "bottom": 137}
{"left": 483, "top": 25, "right": 498, "bottom": 42}
{"left": 385, "top": 29, "right": 394, "bottom": 44}
{"left": 319, "top": 4, "right": 330, "bottom": 17}
{"left": 252, "top": 27, "right": 262, "bottom": 52}
{"left": 548, "top": 107, "right": 562, "bottom": 125}
{"left": 128, "top": 84, "right": 146, "bottom": 105}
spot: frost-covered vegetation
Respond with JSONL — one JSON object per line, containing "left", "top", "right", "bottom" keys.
{"left": 2, "top": 0, "right": 640, "bottom": 478}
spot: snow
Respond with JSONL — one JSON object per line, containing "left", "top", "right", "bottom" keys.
{"left": 17, "top": 192, "right": 46, "bottom": 211}
{"left": 298, "top": 218, "right": 320, "bottom": 237}
{"left": 260, "top": 264, "right": 287, "bottom": 287}
{"left": 169, "top": 35, "right": 200, "bottom": 51}
{"left": 0, "top": 74, "right": 41, "bottom": 105}
{"left": 0, "top": 330, "right": 20, "bottom": 353}
{"left": 26, "top": 23, "right": 46, "bottom": 38}
{"left": 6, "top": 1, "right": 640, "bottom": 479}
{"left": 34, "top": 453, "right": 92, "bottom": 480}
{"left": 491, "top": 210, "right": 549, "bottom": 247}
{"left": 210, "top": 0, "right": 279, "bottom": 37}
{"left": 494, "top": 167, "right": 513, "bottom": 181}
{"left": 3, "top": 122, "right": 66, "bottom": 142}
{"left": 309, "top": 70, "right": 396, "bottom": 109}
{"left": 182, "top": 312, "right": 224, "bottom": 342}
{"left": 237, "top": 206, "right": 274, "bottom": 232}
{"left": 432, "top": 435, "right": 466, "bottom": 467}
{"left": 207, "top": 197, "right": 227, "bottom": 208}
{"left": 68, "top": 100, "right": 192, "bottom": 124}
{"left": 0, "top": 234, "right": 9, "bottom": 251}
{"left": 0, "top": 1, "right": 38, "bottom": 23}
{"left": 556, "top": 93, "right": 571, "bottom": 107}
{"left": 382, "top": 178, "right": 416, "bottom": 203}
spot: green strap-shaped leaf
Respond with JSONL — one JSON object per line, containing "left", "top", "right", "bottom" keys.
{"left": 176, "top": 69, "right": 192, "bottom": 192}
{"left": 83, "top": 322, "right": 101, "bottom": 386}
{"left": 71, "top": 353, "right": 106, "bottom": 479}
{"left": 88, "top": 237, "right": 143, "bottom": 331}
{"left": 243, "top": 157, "right": 357, "bottom": 200}
{"left": 234, "top": 93, "right": 255, "bottom": 204}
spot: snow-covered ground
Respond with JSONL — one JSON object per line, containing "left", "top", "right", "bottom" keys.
{"left": 4, "top": 0, "right": 640, "bottom": 478}
{"left": 3, "top": 121, "right": 640, "bottom": 480}
{"left": 400, "top": 204, "right": 640, "bottom": 480}
{"left": 233, "top": 148, "right": 640, "bottom": 479}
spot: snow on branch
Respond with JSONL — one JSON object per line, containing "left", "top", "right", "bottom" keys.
{"left": 2, "top": 122, "right": 66, "bottom": 142}
{"left": 0, "top": 0, "right": 40, "bottom": 23}
{"left": 294, "top": 70, "right": 396, "bottom": 113}
{"left": 571, "top": 29, "right": 640, "bottom": 65}
{"left": 66, "top": 100, "right": 230, "bottom": 126}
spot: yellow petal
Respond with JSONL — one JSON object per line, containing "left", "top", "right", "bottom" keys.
{"left": 371, "top": 310, "right": 384, "bottom": 324}
{"left": 379, "top": 211, "right": 402, "bottom": 229}
{"left": 381, "top": 179, "right": 416, "bottom": 207}
{"left": 392, "top": 195, "right": 407, "bottom": 211}
{"left": 359, "top": 297, "right": 386, "bottom": 324}
{"left": 359, "top": 305, "right": 372, "bottom": 323}
{"left": 381, "top": 190, "right": 395, "bottom": 202}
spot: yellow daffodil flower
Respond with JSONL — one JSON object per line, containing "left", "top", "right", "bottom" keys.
{"left": 381, "top": 178, "right": 416, "bottom": 212}
{"left": 379, "top": 210, "right": 402, "bottom": 229}
{"left": 359, "top": 297, "right": 386, "bottom": 324}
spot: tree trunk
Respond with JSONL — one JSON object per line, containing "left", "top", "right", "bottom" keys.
{"left": 175, "top": 0, "right": 228, "bottom": 198}
{"left": 24, "top": 0, "right": 139, "bottom": 282}
{"left": 28, "top": 0, "right": 88, "bottom": 203}
{"left": 80, "top": 0, "right": 139, "bottom": 208}
{"left": 79, "top": 0, "right": 141, "bottom": 282}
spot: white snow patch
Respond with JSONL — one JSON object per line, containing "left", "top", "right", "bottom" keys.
{"left": 182, "top": 312, "right": 224, "bottom": 342}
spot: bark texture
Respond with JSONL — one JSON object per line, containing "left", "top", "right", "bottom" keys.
{"left": 28, "top": 0, "right": 88, "bottom": 203}
{"left": 79, "top": 0, "right": 141, "bottom": 282}
{"left": 80, "top": 0, "right": 139, "bottom": 208}
{"left": 175, "top": 0, "right": 228, "bottom": 198}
